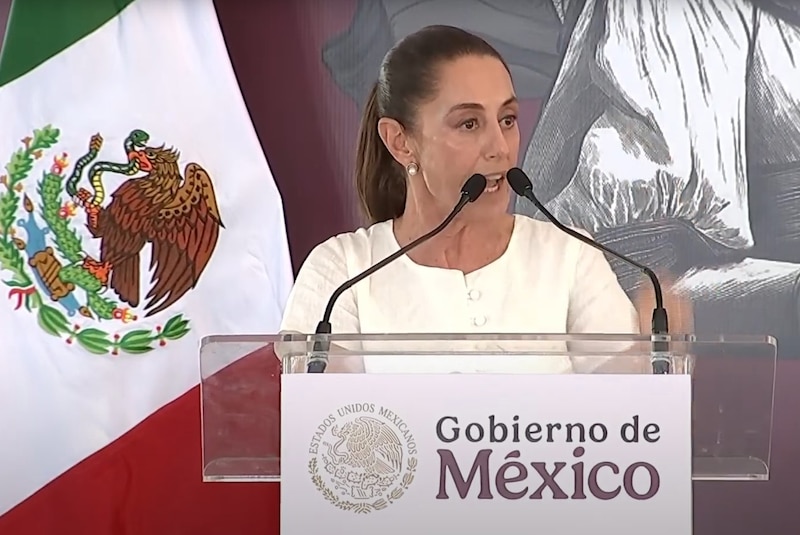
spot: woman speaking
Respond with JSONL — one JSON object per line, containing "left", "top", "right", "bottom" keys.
{"left": 279, "top": 26, "right": 681, "bottom": 373}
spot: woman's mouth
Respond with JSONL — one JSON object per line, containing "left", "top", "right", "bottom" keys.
{"left": 484, "top": 175, "right": 504, "bottom": 193}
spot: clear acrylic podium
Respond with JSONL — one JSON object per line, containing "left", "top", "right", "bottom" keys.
{"left": 199, "top": 332, "right": 776, "bottom": 483}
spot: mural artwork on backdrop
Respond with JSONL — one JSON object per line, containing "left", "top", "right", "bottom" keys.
{"left": 321, "top": 0, "right": 800, "bottom": 352}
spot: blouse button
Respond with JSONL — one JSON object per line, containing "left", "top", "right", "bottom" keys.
{"left": 468, "top": 289, "right": 481, "bottom": 301}
{"left": 472, "top": 315, "right": 487, "bottom": 327}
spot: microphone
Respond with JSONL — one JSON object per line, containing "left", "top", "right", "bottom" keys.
{"left": 306, "top": 173, "right": 488, "bottom": 373}
{"left": 505, "top": 167, "right": 671, "bottom": 375}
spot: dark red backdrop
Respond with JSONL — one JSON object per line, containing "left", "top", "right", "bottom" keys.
{"left": 220, "top": 1, "right": 362, "bottom": 268}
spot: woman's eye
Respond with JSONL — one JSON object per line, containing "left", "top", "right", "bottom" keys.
{"left": 502, "top": 115, "right": 517, "bottom": 127}
{"left": 461, "top": 119, "right": 478, "bottom": 130}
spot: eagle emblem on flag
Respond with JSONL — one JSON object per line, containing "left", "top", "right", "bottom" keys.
{"left": 0, "top": 125, "right": 223, "bottom": 355}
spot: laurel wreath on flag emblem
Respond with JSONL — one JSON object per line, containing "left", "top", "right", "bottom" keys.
{"left": 308, "top": 456, "right": 418, "bottom": 514}
{"left": 0, "top": 125, "right": 223, "bottom": 356}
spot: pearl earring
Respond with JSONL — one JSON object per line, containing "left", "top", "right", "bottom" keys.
{"left": 406, "top": 162, "right": 419, "bottom": 176}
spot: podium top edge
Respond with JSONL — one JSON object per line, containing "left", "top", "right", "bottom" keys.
{"left": 199, "top": 332, "right": 778, "bottom": 348}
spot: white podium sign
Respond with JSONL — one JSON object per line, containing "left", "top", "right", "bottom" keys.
{"left": 280, "top": 374, "right": 692, "bottom": 534}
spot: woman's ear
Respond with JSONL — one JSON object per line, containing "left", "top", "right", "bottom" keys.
{"left": 377, "top": 117, "right": 415, "bottom": 167}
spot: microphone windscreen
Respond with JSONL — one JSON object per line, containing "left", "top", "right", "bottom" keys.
{"left": 506, "top": 167, "right": 531, "bottom": 197}
{"left": 461, "top": 173, "right": 487, "bottom": 202}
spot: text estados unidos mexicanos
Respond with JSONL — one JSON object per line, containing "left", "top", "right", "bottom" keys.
{"left": 307, "top": 403, "right": 418, "bottom": 456}
{"left": 435, "top": 415, "right": 662, "bottom": 501}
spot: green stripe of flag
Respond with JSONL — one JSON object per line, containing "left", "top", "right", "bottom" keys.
{"left": 0, "top": 0, "right": 136, "bottom": 87}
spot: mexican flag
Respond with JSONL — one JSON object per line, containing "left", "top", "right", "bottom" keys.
{"left": 0, "top": 0, "right": 292, "bottom": 532}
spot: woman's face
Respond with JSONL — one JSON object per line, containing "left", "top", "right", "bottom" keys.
{"left": 406, "top": 54, "right": 520, "bottom": 221}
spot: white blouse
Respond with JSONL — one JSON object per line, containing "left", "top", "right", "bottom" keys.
{"left": 279, "top": 214, "right": 640, "bottom": 373}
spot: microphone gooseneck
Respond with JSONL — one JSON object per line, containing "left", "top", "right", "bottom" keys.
{"left": 307, "top": 173, "right": 488, "bottom": 373}
{"left": 506, "top": 167, "right": 671, "bottom": 374}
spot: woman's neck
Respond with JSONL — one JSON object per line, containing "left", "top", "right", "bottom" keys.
{"left": 393, "top": 210, "right": 515, "bottom": 274}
